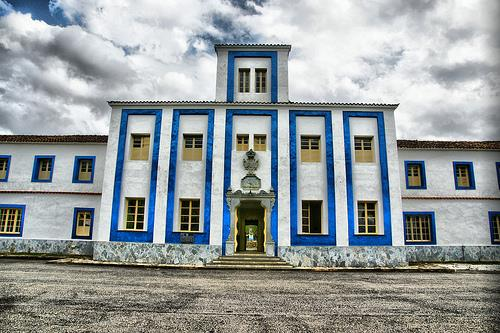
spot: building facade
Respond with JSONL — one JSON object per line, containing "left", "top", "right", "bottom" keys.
{"left": 0, "top": 44, "right": 499, "bottom": 267}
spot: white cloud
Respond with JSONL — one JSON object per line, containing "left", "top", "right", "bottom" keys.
{"left": 0, "top": 0, "right": 498, "bottom": 139}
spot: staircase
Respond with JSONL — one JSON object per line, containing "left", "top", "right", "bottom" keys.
{"left": 205, "top": 253, "right": 294, "bottom": 270}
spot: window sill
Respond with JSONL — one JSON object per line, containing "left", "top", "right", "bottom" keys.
{"left": 355, "top": 233, "right": 382, "bottom": 236}
{"left": 118, "top": 229, "right": 147, "bottom": 233}
{"left": 174, "top": 231, "right": 204, "bottom": 234}
{"left": 405, "top": 241, "right": 435, "bottom": 245}
{"left": 298, "top": 233, "right": 328, "bottom": 236}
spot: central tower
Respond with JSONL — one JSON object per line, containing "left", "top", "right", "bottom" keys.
{"left": 214, "top": 44, "right": 291, "bottom": 103}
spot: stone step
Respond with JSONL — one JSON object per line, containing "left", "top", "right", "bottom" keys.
{"left": 216, "top": 256, "right": 283, "bottom": 262}
{"left": 210, "top": 259, "right": 292, "bottom": 266}
{"left": 206, "top": 254, "right": 294, "bottom": 270}
{"left": 205, "top": 264, "right": 295, "bottom": 270}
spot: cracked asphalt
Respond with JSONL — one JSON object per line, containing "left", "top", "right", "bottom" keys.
{"left": 0, "top": 259, "right": 499, "bottom": 332}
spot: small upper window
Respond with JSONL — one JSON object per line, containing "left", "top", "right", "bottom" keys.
{"left": 255, "top": 68, "right": 267, "bottom": 93}
{"left": 254, "top": 134, "right": 267, "bottom": 151}
{"left": 130, "top": 134, "right": 150, "bottom": 160}
{"left": 300, "top": 135, "right": 321, "bottom": 162}
{"left": 405, "top": 161, "right": 426, "bottom": 189}
{"left": 0, "top": 206, "right": 23, "bottom": 235}
{"left": 32, "top": 156, "right": 55, "bottom": 182}
{"left": 236, "top": 134, "right": 249, "bottom": 151}
{"left": 238, "top": 68, "right": 250, "bottom": 93}
{"left": 183, "top": 134, "right": 203, "bottom": 161}
{"left": 301, "top": 200, "right": 322, "bottom": 234}
{"left": 125, "top": 198, "right": 145, "bottom": 231}
{"left": 453, "top": 162, "right": 475, "bottom": 190}
{"left": 0, "top": 156, "right": 10, "bottom": 182}
{"left": 180, "top": 199, "right": 200, "bottom": 232}
{"left": 357, "top": 201, "right": 377, "bottom": 234}
{"left": 73, "top": 156, "right": 95, "bottom": 183}
{"left": 354, "top": 137, "right": 374, "bottom": 163}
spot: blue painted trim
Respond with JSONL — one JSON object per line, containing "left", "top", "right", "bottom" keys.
{"left": 223, "top": 109, "right": 278, "bottom": 254}
{"left": 109, "top": 109, "right": 162, "bottom": 243}
{"left": 165, "top": 109, "right": 214, "bottom": 244}
{"left": 496, "top": 162, "right": 500, "bottom": 190}
{"left": 289, "top": 110, "right": 336, "bottom": 245}
{"left": 71, "top": 207, "right": 94, "bottom": 240}
{"left": 72, "top": 156, "right": 96, "bottom": 184}
{"left": 0, "top": 155, "right": 11, "bottom": 182}
{"left": 343, "top": 111, "right": 392, "bottom": 246}
{"left": 31, "top": 155, "right": 55, "bottom": 183}
{"left": 453, "top": 161, "right": 476, "bottom": 190}
{"left": 403, "top": 211, "right": 436, "bottom": 245}
{"left": 488, "top": 211, "right": 500, "bottom": 245}
{"left": 227, "top": 51, "right": 278, "bottom": 103}
{"left": 0, "top": 204, "right": 26, "bottom": 237}
{"left": 404, "top": 160, "right": 427, "bottom": 190}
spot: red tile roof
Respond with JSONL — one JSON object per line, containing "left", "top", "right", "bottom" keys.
{"left": 0, "top": 135, "right": 108, "bottom": 144}
{"left": 397, "top": 140, "right": 500, "bottom": 150}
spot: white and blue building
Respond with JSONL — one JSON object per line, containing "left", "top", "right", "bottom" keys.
{"left": 0, "top": 44, "right": 499, "bottom": 267}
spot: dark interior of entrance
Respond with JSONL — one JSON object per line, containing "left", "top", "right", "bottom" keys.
{"left": 236, "top": 201, "right": 265, "bottom": 253}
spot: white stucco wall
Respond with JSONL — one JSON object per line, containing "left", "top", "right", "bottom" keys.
{"left": 399, "top": 150, "right": 500, "bottom": 198}
{"left": 384, "top": 111, "right": 404, "bottom": 246}
{"left": 230, "top": 115, "right": 272, "bottom": 192}
{"left": 209, "top": 107, "right": 226, "bottom": 245}
{"left": 331, "top": 110, "right": 348, "bottom": 246}
{"left": 173, "top": 114, "right": 208, "bottom": 232}
{"left": 277, "top": 108, "right": 291, "bottom": 246}
{"left": 0, "top": 143, "right": 106, "bottom": 192}
{"left": 402, "top": 199, "right": 498, "bottom": 245}
{"left": 0, "top": 142, "right": 105, "bottom": 240}
{"left": 214, "top": 47, "right": 290, "bottom": 102}
{"left": 295, "top": 116, "right": 329, "bottom": 234}
{"left": 399, "top": 149, "right": 500, "bottom": 246}
{"left": 349, "top": 117, "right": 385, "bottom": 234}
{"left": 234, "top": 58, "right": 271, "bottom": 102}
{"left": 0, "top": 193, "right": 100, "bottom": 240}
{"left": 96, "top": 107, "right": 122, "bottom": 241}
{"left": 116, "top": 115, "right": 155, "bottom": 231}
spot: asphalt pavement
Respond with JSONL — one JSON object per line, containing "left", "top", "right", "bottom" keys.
{"left": 0, "top": 258, "right": 498, "bottom": 332}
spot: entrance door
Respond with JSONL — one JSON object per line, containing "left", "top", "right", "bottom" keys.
{"left": 236, "top": 202, "right": 265, "bottom": 253}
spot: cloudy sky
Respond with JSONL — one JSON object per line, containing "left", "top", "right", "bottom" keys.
{"left": 0, "top": 0, "right": 498, "bottom": 139}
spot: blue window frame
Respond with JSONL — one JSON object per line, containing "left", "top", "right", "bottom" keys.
{"left": 72, "top": 156, "right": 96, "bottom": 183}
{"left": 72, "top": 208, "right": 94, "bottom": 240}
{"left": 31, "top": 155, "right": 55, "bottom": 182}
{"left": 496, "top": 162, "right": 500, "bottom": 190}
{"left": 403, "top": 212, "right": 436, "bottom": 245}
{"left": 0, "top": 204, "right": 26, "bottom": 237}
{"left": 452, "top": 161, "right": 475, "bottom": 190}
{"left": 489, "top": 211, "right": 500, "bottom": 245}
{"left": 0, "top": 155, "right": 11, "bottom": 182}
{"left": 404, "top": 160, "right": 427, "bottom": 189}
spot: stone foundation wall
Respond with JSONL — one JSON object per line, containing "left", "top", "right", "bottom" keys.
{"left": 0, "top": 239, "right": 93, "bottom": 256}
{"left": 279, "top": 246, "right": 500, "bottom": 268}
{"left": 92, "top": 242, "right": 222, "bottom": 266}
{"left": 1, "top": 239, "right": 498, "bottom": 267}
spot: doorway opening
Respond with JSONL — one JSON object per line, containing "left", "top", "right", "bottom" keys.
{"left": 236, "top": 201, "right": 265, "bottom": 253}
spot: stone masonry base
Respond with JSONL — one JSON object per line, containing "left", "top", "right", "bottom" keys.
{"left": 278, "top": 246, "right": 500, "bottom": 268}
{"left": 0, "top": 239, "right": 93, "bottom": 256}
{"left": 1, "top": 239, "right": 498, "bottom": 267}
{"left": 92, "top": 241, "right": 222, "bottom": 266}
